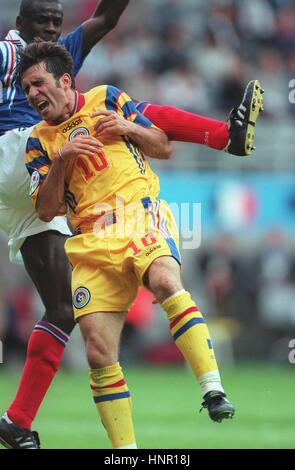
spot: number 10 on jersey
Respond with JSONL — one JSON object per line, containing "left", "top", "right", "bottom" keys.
{"left": 77, "top": 151, "right": 109, "bottom": 181}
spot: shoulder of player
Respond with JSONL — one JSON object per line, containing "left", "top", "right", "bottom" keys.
{"left": 0, "top": 39, "right": 23, "bottom": 51}
{"left": 0, "top": 40, "right": 19, "bottom": 60}
{"left": 26, "top": 124, "right": 47, "bottom": 151}
{"left": 31, "top": 120, "right": 47, "bottom": 134}
{"left": 84, "top": 84, "right": 108, "bottom": 99}
{"left": 102, "top": 85, "right": 133, "bottom": 113}
{"left": 57, "top": 25, "right": 82, "bottom": 44}
{"left": 85, "top": 84, "right": 131, "bottom": 110}
{"left": 0, "top": 40, "right": 23, "bottom": 76}
{"left": 82, "top": 85, "right": 113, "bottom": 110}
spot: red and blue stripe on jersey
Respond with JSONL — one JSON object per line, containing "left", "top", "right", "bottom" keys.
{"left": 105, "top": 86, "right": 153, "bottom": 176}
{"left": 25, "top": 137, "right": 51, "bottom": 183}
{"left": 105, "top": 86, "right": 152, "bottom": 128}
{"left": 147, "top": 199, "right": 181, "bottom": 264}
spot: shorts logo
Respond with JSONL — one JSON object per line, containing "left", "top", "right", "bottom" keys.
{"left": 145, "top": 245, "right": 161, "bottom": 256}
{"left": 29, "top": 171, "right": 40, "bottom": 196}
{"left": 73, "top": 287, "right": 91, "bottom": 309}
{"left": 69, "top": 127, "right": 90, "bottom": 141}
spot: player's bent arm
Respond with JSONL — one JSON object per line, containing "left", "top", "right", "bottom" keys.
{"left": 126, "top": 123, "right": 172, "bottom": 160}
{"left": 36, "top": 135, "right": 104, "bottom": 221}
{"left": 36, "top": 156, "right": 67, "bottom": 222}
{"left": 82, "top": 0, "right": 130, "bottom": 55}
{"left": 92, "top": 110, "right": 172, "bottom": 159}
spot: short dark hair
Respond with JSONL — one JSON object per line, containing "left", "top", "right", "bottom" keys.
{"left": 19, "top": 0, "right": 61, "bottom": 17}
{"left": 18, "top": 40, "right": 75, "bottom": 89}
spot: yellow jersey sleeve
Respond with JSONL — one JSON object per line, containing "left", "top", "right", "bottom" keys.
{"left": 25, "top": 134, "right": 67, "bottom": 215}
{"left": 104, "top": 85, "right": 154, "bottom": 127}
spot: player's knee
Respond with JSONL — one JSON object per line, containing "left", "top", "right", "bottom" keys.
{"left": 42, "top": 303, "right": 75, "bottom": 335}
{"left": 150, "top": 273, "right": 179, "bottom": 302}
{"left": 147, "top": 258, "right": 182, "bottom": 302}
{"left": 85, "top": 332, "right": 117, "bottom": 369}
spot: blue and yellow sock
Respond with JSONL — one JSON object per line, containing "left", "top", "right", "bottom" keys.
{"left": 162, "top": 290, "right": 224, "bottom": 396}
{"left": 90, "top": 363, "right": 137, "bottom": 449}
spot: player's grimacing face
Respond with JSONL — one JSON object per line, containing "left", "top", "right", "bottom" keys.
{"left": 22, "top": 63, "right": 69, "bottom": 122}
{"left": 17, "top": 1, "right": 63, "bottom": 43}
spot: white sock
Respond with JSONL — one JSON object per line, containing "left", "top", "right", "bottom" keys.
{"left": 116, "top": 443, "right": 138, "bottom": 449}
{"left": 162, "top": 289, "right": 185, "bottom": 304}
{"left": 199, "top": 371, "right": 225, "bottom": 397}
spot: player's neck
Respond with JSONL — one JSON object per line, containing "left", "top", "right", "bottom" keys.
{"left": 48, "top": 90, "right": 78, "bottom": 125}
{"left": 63, "top": 89, "right": 78, "bottom": 121}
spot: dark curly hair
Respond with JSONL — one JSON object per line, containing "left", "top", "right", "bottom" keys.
{"left": 17, "top": 40, "right": 75, "bottom": 89}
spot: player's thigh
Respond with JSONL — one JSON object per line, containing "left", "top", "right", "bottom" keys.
{"left": 20, "top": 230, "right": 72, "bottom": 308}
{"left": 144, "top": 255, "right": 183, "bottom": 292}
{"left": 79, "top": 311, "right": 127, "bottom": 351}
{"left": 124, "top": 199, "right": 181, "bottom": 285}
{"left": 65, "top": 233, "right": 138, "bottom": 319}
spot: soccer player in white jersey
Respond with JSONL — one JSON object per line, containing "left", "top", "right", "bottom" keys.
{"left": 0, "top": 0, "right": 130, "bottom": 449}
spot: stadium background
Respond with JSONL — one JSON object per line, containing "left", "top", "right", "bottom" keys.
{"left": 1, "top": 0, "right": 295, "bottom": 449}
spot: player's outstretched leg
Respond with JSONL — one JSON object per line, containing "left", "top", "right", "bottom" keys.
{"left": 224, "top": 79, "right": 264, "bottom": 156}
{"left": 146, "top": 256, "right": 235, "bottom": 423}
{"left": 139, "top": 79, "right": 263, "bottom": 157}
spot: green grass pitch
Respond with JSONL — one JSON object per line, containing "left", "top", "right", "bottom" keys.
{"left": 1, "top": 364, "right": 294, "bottom": 449}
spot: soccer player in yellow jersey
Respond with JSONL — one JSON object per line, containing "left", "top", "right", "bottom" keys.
{"left": 20, "top": 41, "right": 235, "bottom": 449}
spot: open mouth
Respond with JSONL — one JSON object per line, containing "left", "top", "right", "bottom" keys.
{"left": 37, "top": 100, "right": 49, "bottom": 112}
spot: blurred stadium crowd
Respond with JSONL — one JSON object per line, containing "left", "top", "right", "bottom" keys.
{"left": 68, "top": 0, "right": 295, "bottom": 120}
{"left": 1, "top": 0, "right": 294, "bottom": 119}
{"left": 1, "top": 0, "right": 295, "bottom": 367}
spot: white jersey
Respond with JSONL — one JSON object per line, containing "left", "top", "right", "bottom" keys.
{"left": 0, "top": 128, "right": 71, "bottom": 264}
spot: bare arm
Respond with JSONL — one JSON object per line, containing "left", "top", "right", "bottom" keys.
{"left": 124, "top": 122, "right": 172, "bottom": 160}
{"left": 82, "top": 0, "right": 130, "bottom": 55}
{"left": 36, "top": 136, "right": 103, "bottom": 222}
{"left": 92, "top": 110, "right": 172, "bottom": 159}
{"left": 36, "top": 156, "right": 66, "bottom": 222}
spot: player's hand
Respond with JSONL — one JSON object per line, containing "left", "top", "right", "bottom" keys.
{"left": 91, "top": 109, "right": 133, "bottom": 138}
{"left": 58, "top": 135, "right": 104, "bottom": 161}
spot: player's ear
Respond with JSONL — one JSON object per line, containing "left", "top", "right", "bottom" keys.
{"left": 16, "top": 16, "right": 24, "bottom": 31}
{"left": 61, "top": 73, "right": 72, "bottom": 90}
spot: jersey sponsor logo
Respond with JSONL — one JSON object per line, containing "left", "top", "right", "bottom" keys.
{"left": 69, "top": 127, "right": 90, "bottom": 141}
{"left": 73, "top": 287, "right": 91, "bottom": 309}
{"left": 62, "top": 118, "right": 83, "bottom": 134}
{"left": 29, "top": 170, "right": 40, "bottom": 196}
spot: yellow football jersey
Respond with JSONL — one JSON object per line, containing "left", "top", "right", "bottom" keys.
{"left": 25, "top": 85, "right": 160, "bottom": 231}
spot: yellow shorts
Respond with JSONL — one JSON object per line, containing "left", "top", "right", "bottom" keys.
{"left": 65, "top": 199, "right": 181, "bottom": 319}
